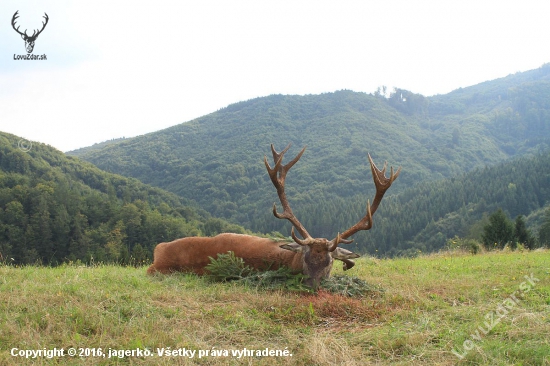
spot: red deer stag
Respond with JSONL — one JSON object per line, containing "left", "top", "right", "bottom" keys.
{"left": 147, "top": 144, "right": 400, "bottom": 289}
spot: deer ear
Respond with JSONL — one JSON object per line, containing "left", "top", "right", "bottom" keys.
{"left": 280, "top": 243, "right": 303, "bottom": 253}
{"left": 331, "top": 247, "right": 360, "bottom": 260}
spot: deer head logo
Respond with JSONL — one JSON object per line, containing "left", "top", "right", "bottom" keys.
{"left": 12, "top": 11, "right": 49, "bottom": 54}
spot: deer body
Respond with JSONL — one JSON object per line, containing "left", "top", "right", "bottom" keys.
{"left": 148, "top": 143, "right": 400, "bottom": 289}
{"left": 147, "top": 233, "right": 300, "bottom": 275}
{"left": 147, "top": 233, "right": 359, "bottom": 285}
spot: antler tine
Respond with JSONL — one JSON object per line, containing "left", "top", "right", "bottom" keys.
{"left": 265, "top": 144, "right": 313, "bottom": 245}
{"left": 11, "top": 11, "right": 26, "bottom": 36}
{"left": 269, "top": 143, "right": 306, "bottom": 182}
{"left": 12, "top": 11, "right": 19, "bottom": 25}
{"left": 270, "top": 143, "right": 291, "bottom": 166}
{"left": 368, "top": 153, "right": 401, "bottom": 214}
{"left": 390, "top": 165, "right": 401, "bottom": 184}
{"left": 36, "top": 13, "right": 49, "bottom": 36}
{"left": 335, "top": 199, "right": 372, "bottom": 245}
{"left": 335, "top": 153, "right": 400, "bottom": 244}
{"left": 328, "top": 232, "right": 354, "bottom": 252}
{"left": 291, "top": 227, "right": 312, "bottom": 246}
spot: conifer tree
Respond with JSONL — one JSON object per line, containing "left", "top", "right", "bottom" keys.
{"left": 514, "top": 215, "right": 534, "bottom": 249}
{"left": 539, "top": 209, "right": 550, "bottom": 248}
{"left": 482, "top": 208, "right": 514, "bottom": 249}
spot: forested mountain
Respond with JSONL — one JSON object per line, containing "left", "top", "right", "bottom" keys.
{"left": 69, "top": 65, "right": 550, "bottom": 255}
{"left": 0, "top": 132, "right": 246, "bottom": 265}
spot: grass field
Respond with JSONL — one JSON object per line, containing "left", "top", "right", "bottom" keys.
{"left": 0, "top": 249, "right": 548, "bottom": 365}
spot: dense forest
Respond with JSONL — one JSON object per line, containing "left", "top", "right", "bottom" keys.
{"left": 0, "top": 132, "right": 247, "bottom": 265}
{"left": 68, "top": 65, "right": 550, "bottom": 253}
{"left": 3, "top": 65, "right": 550, "bottom": 263}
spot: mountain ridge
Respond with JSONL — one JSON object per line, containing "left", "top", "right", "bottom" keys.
{"left": 67, "top": 65, "right": 550, "bottom": 254}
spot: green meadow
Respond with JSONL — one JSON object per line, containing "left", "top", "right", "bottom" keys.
{"left": 1, "top": 249, "right": 548, "bottom": 365}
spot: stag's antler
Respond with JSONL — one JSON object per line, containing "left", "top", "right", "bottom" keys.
{"left": 11, "top": 11, "right": 49, "bottom": 41}
{"left": 330, "top": 153, "right": 401, "bottom": 250}
{"left": 266, "top": 145, "right": 400, "bottom": 253}
{"left": 32, "top": 13, "right": 49, "bottom": 40}
{"left": 11, "top": 11, "right": 25, "bottom": 37}
{"left": 264, "top": 144, "right": 314, "bottom": 246}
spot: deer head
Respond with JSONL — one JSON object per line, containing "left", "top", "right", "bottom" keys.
{"left": 265, "top": 144, "right": 400, "bottom": 289}
{"left": 12, "top": 11, "right": 49, "bottom": 54}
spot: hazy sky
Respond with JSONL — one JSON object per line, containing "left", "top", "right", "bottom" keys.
{"left": 2, "top": 0, "right": 550, "bottom": 152}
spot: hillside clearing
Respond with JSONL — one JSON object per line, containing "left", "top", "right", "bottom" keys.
{"left": 0, "top": 249, "right": 548, "bottom": 365}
